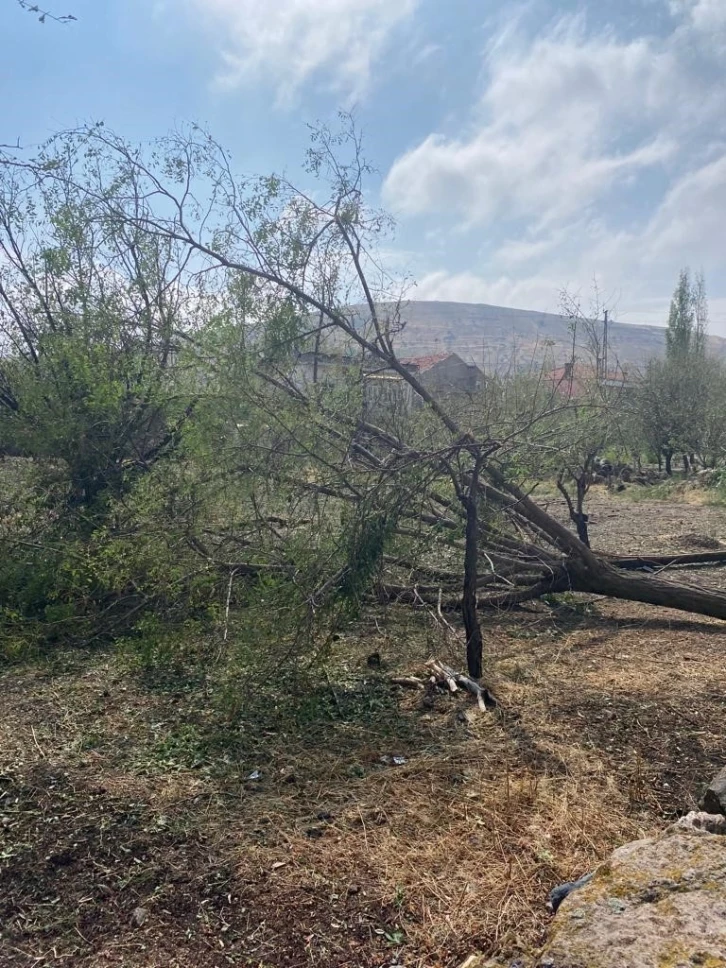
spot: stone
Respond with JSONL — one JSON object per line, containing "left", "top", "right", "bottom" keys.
{"left": 701, "top": 767, "right": 726, "bottom": 817}
{"left": 676, "top": 809, "right": 726, "bottom": 834}
{"left": 130, "top": 906, "right": 148, "bottom": 927}
{"left": 539, "top": 811, "right": 726, "bottom": 967}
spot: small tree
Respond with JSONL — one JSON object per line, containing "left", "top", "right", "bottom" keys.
{"left": 0, "top": 168, "right": 196, "bottom": 512}
{"left": 698, "top": 360, "right": 726, "bottom": 468}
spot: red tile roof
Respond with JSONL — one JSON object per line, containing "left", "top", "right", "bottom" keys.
{"left": 399, "top": 352, "right": 452, "bottom": 372}
{"left": 549, "top": 364, "right": 629, "bottom": 398}
{"left": 549, "top": 364, "right": 588, "bottom": 398}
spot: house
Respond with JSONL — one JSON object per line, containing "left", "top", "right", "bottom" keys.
{"left": 293, "top": 349, "right": 483, "bottom": 398}
{"left": 548, "top": 361, "right": 635, "bottom": 400}
{"left": 289, "top": 349, "right": 484, "bottom": 424}
{"left": 362, "top": 372, "right": 415, "bottom": 417}
{"left": 362, "top": 352, "right": 483, "bottom": 422}
{"left": 400, "top": 352, "right": 484, "bottom": 395}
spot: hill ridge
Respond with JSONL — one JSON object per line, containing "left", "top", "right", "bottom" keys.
{"left": 382, "top": 300, "right": 726, "bottom": 371}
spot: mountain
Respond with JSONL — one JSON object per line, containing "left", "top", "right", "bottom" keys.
{"left": 380, "top": 301, "right": 726, "bottom": 373}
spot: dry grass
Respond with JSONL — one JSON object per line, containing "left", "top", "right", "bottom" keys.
{"left": 2, "top": 494, "right": 726, "bottom": 967}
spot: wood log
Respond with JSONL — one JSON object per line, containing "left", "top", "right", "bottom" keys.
{"left": 427, "top": 659, "right": 459, "bottom": 692}
{"left": 390, "top": 676, "right": 425, "bottom": 690}
{"left": 567, "top": 559, "right": 726, "bottom": 621}
{"left": 426, "top": 659, "right": 497, "bottom": 710}
{"left": 607, "top": 550, "right": 726, "bottom": 570}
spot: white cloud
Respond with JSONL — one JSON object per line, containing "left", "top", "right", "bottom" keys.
{"left": 185, "top": 0, "right": 417, "bottom": 104}
{"left": 412, "top": 42, "right": 442, "bottom": 65}
{"left": 414, "top": 270, "right": 565, "bottom": 313}
{"left": 620, "top": 156, "right": 726, "bottom": 268}
{"left": 412, "top": 154, "right": 726, "bottom": 331}
{"left": 383, "top": 19, "right": 689, "bottom": 228}
{"left": 385, "top": 9, "right": 726, "bottom": 331}
{"left": 495, "top": 232, "right": 567, "bottom": 268}
{"left": 671, "top": 0, "right": 726, "bottom": 31}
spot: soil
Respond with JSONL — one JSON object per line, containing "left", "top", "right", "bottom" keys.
{"left": 2, "top": 489, "right": 726, "bottom": 968}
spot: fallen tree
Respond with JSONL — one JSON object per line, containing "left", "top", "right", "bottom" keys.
{"left": 5, "top": 119, "right": 726, "bottom": 680}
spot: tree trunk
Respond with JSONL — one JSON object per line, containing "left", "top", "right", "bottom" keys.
{"left": 575, "top": 477, "right": 590, "bottom": 547}
{"left": 462, "top": 457, "right": 484, "bottom": 679}
{"left": 683, "top": 454, "right": 690, "bottom": 476}
{"left": 664, "top": 449, "right": 673, "bottom": 476}
{"left": 610, "top": 549, "right": 726, "bottom": 569}
{"left": 568, "top": 560, "right": 726, "bottom": 620}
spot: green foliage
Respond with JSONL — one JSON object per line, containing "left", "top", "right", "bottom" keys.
{"left": 0, "top": 118, "right": 590, "bottom": 695}
{"left": 339, "top": 497, "right": 400, "bottom": 608}
{"left": 636, "top": 354, "right": 723, "bottom": 470}
{"left": 630, "top": 270, "right": 723, "bottom": 473}
{"left": 666, "top": 268, "right": 698, "bottom": 361}
{"left": 0, "top": 176, "right": 196, "bottom": 511}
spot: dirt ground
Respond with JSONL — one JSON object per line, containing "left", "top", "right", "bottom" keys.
{"left": 2, "top": 488, "right": 726, "bottom": 968}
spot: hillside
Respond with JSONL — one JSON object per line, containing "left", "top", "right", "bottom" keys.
{"left": 383, "top": 300, "right": 726, "bottom": 372}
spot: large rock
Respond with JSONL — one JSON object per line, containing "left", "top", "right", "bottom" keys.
{"left": 702, "top": 766, "right": 726, "bottom": 816}
{"left": 460, "top": 813, "right": 726, "bottom": 968}
{"left": 539, "top": 812, "right": 726, "bottom": 968}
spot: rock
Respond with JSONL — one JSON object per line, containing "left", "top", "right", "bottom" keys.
{"left": 130, "top": 906, "right": 148, "bottom": 927}
{"left": 539, "top": 811, "right": 726, "bottom": 967}
{"left": 701, "top": 767, "right": 726, "bottom": 816}
{"left": 676, "top": 809, "right": 726, "bottom": 834}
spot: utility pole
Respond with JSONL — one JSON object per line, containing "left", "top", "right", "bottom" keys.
{"left": 603, "top": 309, "right": 609, "bottom": 380}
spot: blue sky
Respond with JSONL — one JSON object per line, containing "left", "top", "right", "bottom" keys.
{"left": 3, "top": 0, "right": 726, "bottom": 331}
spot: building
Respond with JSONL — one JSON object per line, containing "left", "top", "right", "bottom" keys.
{"left": 292, "top": 349, "right": 484, "bottom": 404}
{"left": 400, "top": 352, "right": 484, "bottom": 395}
{"left": 548, "top": 362, "right": 635, "bottom": 400}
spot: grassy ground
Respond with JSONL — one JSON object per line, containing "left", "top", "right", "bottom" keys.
{"left": 2, "top": 490, "right": 726, "bottom": 967}
{"left": 613, "top": 474, "right": 726, "bottom": 506}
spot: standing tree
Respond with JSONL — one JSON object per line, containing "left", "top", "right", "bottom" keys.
{"left": 636, "top": 269, "right": 711, "bottom": 475}
{"left": 693, "top": 270, "right": 709, "bottom": 358}
{"left": 0, "top": 166, "right": 197, "bottom": 511}
{"left": 666, "top": 269, "right": 697, "bottom": 361}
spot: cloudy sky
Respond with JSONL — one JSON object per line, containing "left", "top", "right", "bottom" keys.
{"left": 3, "top": 0, "right": 726, "bottom": 331}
